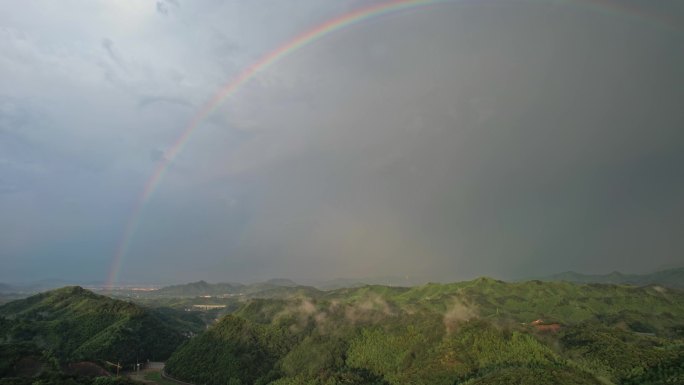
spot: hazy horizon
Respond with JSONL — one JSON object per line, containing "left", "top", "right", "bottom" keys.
{"left": 2, "top": 1, "right": 683, "bottom": 285}
{"left": 3, "top": 264, "right": 683, "bottom": 288}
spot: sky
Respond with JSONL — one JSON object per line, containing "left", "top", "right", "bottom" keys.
{"left": 1, "top": 0, "right": 683, "bottom": 285}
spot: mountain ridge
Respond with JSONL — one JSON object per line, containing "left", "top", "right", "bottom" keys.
{"left": 151, "top": 267, "right": 684, "bottom": 297}
{"left": 539, "top": 267, "right": 684, "bottom": 288}
{"left": 0, "top": 286, "right": 202, "bottom": 365}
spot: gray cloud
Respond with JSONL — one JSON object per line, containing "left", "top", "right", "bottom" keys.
{"left": 0, "top": 1, "right": 682, "bottom": 284}
{"left": 137, "top": 95, "right": 192, "bottom": 109}
{"left": 156, "top": 2, "right": 169, "bottom": 16}
{"left": 157, "top": 0, "right": 180, "bottom": 16}
{"left": 101, "top": 38, "right": 122, "bottom": 66}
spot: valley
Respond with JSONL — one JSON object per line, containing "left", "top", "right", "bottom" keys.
{"left": 1, "top": 273, "right": 683, "bottom": 385}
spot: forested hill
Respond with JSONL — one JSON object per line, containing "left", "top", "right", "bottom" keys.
{"left": 165, "top": 279, "right": 684, "bottom": 385}
{"left": 0, "top": 286, "right": 200, "bottom": 365}
{"left": 539, "top": 267, "right": 684, "bottom": 288}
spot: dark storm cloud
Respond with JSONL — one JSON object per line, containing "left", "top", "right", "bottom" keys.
{"left": 0, "top": 1, "right": 682, "bottom": 284}
{"left": 202, "top": 2, "right": 684, "bottom": 282}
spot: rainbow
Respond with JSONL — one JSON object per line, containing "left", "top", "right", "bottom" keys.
{"left": 106, "top": 0, "right": 681, "bottom": 287}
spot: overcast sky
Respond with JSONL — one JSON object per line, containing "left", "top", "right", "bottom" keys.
{"left": 1, "top": 0, "right": 683, "bottom": 284}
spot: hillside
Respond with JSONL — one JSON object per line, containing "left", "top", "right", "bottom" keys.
{"left": 165, "top": 279, "right": 684, "bottom": 385}
{"left": 0, "top": 286, "right": 201, "bottom": 366}
{"left": 540, "top": 267, "right": 684, "bottom": 288}
{"left": 165, "top": 315, "right": 292, "bottom": 385}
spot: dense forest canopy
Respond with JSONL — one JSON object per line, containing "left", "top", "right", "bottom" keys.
{"left": 1, "top": 279, "right": 682, "bottom": 384}
{"left": 164, "top": 278, "right": 684, "bottom": 385}
{"left": 0, "top": 286, "right": 203, "bottom": 384}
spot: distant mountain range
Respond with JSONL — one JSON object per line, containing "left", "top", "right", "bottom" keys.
{"left": 539, "top": 267, "right": 684, "bottom": 288}
{"left": 312, "top": 276, "right": 419, "bottom": 290}
{"left": 153, "top": 278, "right": 313, "bottom": 297}
{"left": 155, "top": 280, "right": 244, "bottom": 296}
{"left": 153, "top": 268, "right": 684, "bottom": 296}
{"left": 3, "top": 268, "right": 681, "bottom": 299}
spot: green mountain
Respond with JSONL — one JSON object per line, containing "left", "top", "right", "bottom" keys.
{"left": 541, "top": 267, "right": 684, "bottom": 288}
{"left": 0, "top": 286, "right": 201, "bottom": 365}
{"left": 165, "top": 315, "right": 292, "bottom": 385}
{"left": 165, "top": 278, "right": 684, "bottom": 385}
